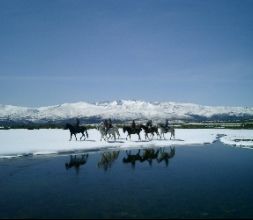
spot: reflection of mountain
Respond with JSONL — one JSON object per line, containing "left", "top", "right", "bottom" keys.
{"left": 97, "top": 151, "right": 120, "bottom": 171}
{"left": 123, "top": 147, "right": 176, "bottom": 169}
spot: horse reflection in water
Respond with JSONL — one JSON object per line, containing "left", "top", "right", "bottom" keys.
{"left": 97, "top": 151, "right": 120, "bottom": 171}
{"left": 157, "top": 147, "right": 175, "bottom": 167}
{"left": 123, "top": 150, "right": 142, "bottom": 169}
{"left": 123, "top": 147, "right": 175, "bottom": 169}
{"left": 65, "top": 154, "right": 89, "bottom": 173}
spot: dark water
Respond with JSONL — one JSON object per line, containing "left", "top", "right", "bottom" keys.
{"left": 0, "top": 142, "right": 253, "bottom": 219}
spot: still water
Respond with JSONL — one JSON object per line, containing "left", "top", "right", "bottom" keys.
{"left": 0, "top": 142, "right": 253, "bottom": 218}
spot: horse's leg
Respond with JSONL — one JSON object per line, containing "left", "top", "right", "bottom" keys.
{"left": 151, "top": 133, "right": 154, "bottom": 140}
{"left": 84, "top": 131, "right": 87, "bottom": 140}
{"left": 74, "top": 134, "right": 77, "bottom": 141}
{"left": 138, "top": 133, "right": 141, "bottom": 141}
{"left": 80, "top": 132, "right": 85, "bottom": 140}
{"left": 150, "top": 132, "right": 155, "bottom": 141}
{"left": 103, "top": 133, "right": 107, "bottom": 141}
{"left": 148, "top": 133, "right": 151, "bottom": 140}
{"left": 157, "top": 132, "right": 161, "bottom": 139}
{"left": 69, "top": 133, "right": 72, "bottom": 141}
{"left": 107, "top": 134, "right": 111, "bottom": 140}
{"left": 145, "top": 133, "right": 149, "bottom": 140}
{"left": 147, "top": 133, "right": 149, "bottom": 140}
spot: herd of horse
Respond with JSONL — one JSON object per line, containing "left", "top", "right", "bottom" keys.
{"left": 65, "top": 120, "right": 175, "bottom": 142}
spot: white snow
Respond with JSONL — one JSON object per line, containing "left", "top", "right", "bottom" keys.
{"left": 219, "top": 129, "right": 253, "bottom": 147}
{"left": 1, "top": 100, "right": 253, "bottom": 121}
{"left": 0, "top": 128, "right": 253, "bottom": 158}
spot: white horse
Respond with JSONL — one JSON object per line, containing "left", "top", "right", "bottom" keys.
{"left": 97, "top": 123, "right": 120, "bottom": 141}
{"left": 158, "top": 126, "right": 175, "bottom": 140}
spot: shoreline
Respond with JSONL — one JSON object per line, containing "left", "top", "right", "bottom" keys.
{"left": 1, "top": 128, "right": 253, "bottom": 159}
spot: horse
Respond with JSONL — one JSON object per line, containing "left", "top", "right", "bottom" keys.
{"left": 107, "top": 126, "right": 120, "bottom": 141}
{"left": 97, "top": 123, "right": 120, "bottom": 141}
{"left": 65, "top": 123, "right": 89, "bottom": 141}
{"left": 122, "top": 125, "right": 142, "bottom": 141}
{"left": 140, "top": 124, "right": 161, "bottom": 140}
{"left": 97, "top": 123, "right": 107, "bottom": 141}
{"left": 158, "top": 125, "right": 175, "bottom": 140}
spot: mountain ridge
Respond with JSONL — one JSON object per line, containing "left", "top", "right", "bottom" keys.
{"left": 1, "top": 100, "right": 253, "bottom": 125}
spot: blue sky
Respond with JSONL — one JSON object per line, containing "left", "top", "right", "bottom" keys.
{"left": 0, "top": 0, "right": 253, "bottom": 107}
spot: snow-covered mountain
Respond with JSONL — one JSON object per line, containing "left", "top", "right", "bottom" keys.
{"left": 0, "top": 100, "right": 253, "bottom": 124}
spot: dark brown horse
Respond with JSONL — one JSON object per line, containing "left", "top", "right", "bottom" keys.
{"left": 65, "top": 123, "right": 89, "bottom": 141}
{"left": 140, "top": 124, "right": 161, "bottom": 140}
{"left": 122, "top": 125, "right": 142, "bottom": 140}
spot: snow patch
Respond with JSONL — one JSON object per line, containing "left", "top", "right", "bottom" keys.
{"left": 0, "top": 128, "right": 253, "bottom": 158}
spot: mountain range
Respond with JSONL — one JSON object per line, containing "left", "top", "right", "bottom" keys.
{"left": 1, "top": 100, "right": 253, "bottom": 126}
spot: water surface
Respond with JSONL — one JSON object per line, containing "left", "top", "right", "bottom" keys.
{"left": 0, "top": 142, "right": 253, "bottom": 218}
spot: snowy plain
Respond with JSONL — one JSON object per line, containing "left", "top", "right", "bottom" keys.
{"left": 0, "top": 128, "right": 253, "bottom": 158}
